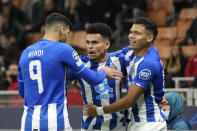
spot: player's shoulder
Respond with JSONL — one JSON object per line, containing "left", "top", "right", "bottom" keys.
{"left": 108, "top": 51, "right": 125, "bottom": 59}
{"left": 58, "top": 42, "right": 74, "bottom": 50}
{"left": 140, "top": 56, "right": 160, "bottom": 70}
{"left": 80, "top": 55, "right": 90, "bottom": 63}
{"left": 143, "top": 46, "right": 160, "bottom": 63}
{"left": 139, "top": 55, "right": 161, "bottom": 74}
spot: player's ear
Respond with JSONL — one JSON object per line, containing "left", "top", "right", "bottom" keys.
{"left": 147, "top": 34, "right": 154, "bottom": 43}
{"left": 59, "top": 26, "right": 65, "bottom": 34}
{"left": 105, "top": 41, "right": 110, "bottom": 50}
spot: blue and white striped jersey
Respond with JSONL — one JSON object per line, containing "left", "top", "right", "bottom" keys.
{"left": 18, "top": 39, "right": 107, "bottom": 131}
{"left": 122, "top": 46, "right": 166, "bottom": 122}
{"left": 68, "top": 52, "right": 127, "bottom": 130}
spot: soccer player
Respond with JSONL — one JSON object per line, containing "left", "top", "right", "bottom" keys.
{"left": 84, "top": 17, "right": 167, "bottom": 131}
{"left": 17, "top": 13, "right": 122, "bottom": 131}
{"left": 68, "top": 23, "right": 127, "bottom": 131}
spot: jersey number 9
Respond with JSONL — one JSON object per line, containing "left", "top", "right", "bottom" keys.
{"left": 29, "top": 60, "right": 44, "bottom": 94}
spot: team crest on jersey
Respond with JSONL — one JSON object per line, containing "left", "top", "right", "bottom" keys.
{"left": 139, "top": 69, "right": 151, "bottom": 80}
{"left": 72, "top": 51, "right": 80, "bottom": 60}
{"left": 110, "top": 63, "right": 118, "bottom": 70}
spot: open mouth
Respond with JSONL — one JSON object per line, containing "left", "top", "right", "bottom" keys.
{"left": 88, "top": 51, "right": 95, "bottom": 56}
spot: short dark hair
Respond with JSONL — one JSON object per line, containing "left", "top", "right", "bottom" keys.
{"left": 45, "top": 13, "right": 71, "bottom": 29}
{"left": 133, "top": 17, "right": 158, "bottom": 41}
{"left": 86, "top": 23, "right": 112, "bottom": 40}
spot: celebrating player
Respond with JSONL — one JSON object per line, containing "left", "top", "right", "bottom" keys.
{"left": 68, "top": 23, "right": 127, "bottom": 131}
{"left": 84, "top": 17, "right": 167, "bottom": 131}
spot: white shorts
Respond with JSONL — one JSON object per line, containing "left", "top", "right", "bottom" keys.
{"left": 81, "top": 123, "right": 126, "bottom": 131}
{"left": 127, "top": 121, "right": 167, "bottom": 131}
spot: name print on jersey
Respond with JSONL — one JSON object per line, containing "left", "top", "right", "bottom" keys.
{"left": 28, "top": 50, "right": 44, "bottom": 58}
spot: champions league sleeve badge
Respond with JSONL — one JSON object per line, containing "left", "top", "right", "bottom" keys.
{"left": 72, "top": 51, "right": 80, "bottom": 60}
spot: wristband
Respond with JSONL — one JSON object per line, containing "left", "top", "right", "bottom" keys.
{"left": 96, "top": 107, "right": 104, "bottom": 116}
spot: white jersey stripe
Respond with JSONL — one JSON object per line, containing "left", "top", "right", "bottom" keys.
{"left": 48, "top": 103, "right": 57, "bottom": 130}
{"left": 111, "top": 56, "right": 121, "bottom": 101}
{"left": 83, "top": 61, "right": 93, "bottom": 105}
{"left": 21, "top": 106, "right": 27, "bottom": 131}
{"left": 125, "top": 50, "right": 134, "bottom": 60}
{"left": 63, "top": 99, "right": 72, "bottom": 130}
{"left": 32, "top": 105, "right": 41, "bottom": 130}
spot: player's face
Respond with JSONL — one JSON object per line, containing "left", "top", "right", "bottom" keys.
{"left": 59, "top": 26, "right": 70, "bottom": 42}
{"left": 128, "top": 24, "right": 153, "bottom": 51}
{"left": 86, "top": 34, "right": 110, "bottom": 62}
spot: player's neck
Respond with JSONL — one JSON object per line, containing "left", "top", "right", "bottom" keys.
{"left": 95, "top": 54, "right": 108, "bottom": 63}
{"left": 43, "top": 32, "right": 59, "bottom": 42}
{"left": 135, "top": 46, "right": 151, "bottom": 57}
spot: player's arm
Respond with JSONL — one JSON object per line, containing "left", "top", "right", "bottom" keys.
{"left": 111, "top": 45, "right": 131, "bottom": 55}
{"left": 75, "top": 66, "right": 122, "bottom": 85}
{"left": 84, "top": 61, "right": 159, "bottom": 116}
{"left": 61, "top": 46, "right": 122, "bottom": 85}
{"left": 84, "top": 83, "right": 144, "bottom": 116}
{"left": 18, "top": 63, "right": 24, "bottom": 98}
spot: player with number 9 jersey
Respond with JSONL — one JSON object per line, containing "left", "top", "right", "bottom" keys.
{"left": 17, "top": 13, "right": 121, "bottom": 131}
{"left": 18, "top": 39, "right": 111, "bottom": 131}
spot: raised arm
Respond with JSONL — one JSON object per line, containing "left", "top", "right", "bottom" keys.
{"left": 61, "top": 45, "right": 122, "bottom": 85}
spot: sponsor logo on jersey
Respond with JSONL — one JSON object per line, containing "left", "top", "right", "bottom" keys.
{"left": 94, "top": 80, "right": 114, "bottom": 100}
{"left": 139, "top": 69, "right": 151, "bottom": 80}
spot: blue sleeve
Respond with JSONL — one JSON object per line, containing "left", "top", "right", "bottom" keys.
{"left": 76, "top": 68, "right": 106, "bottom": 85}
{"left": 59, "top": 44, "right": 86, "bottom": 73}
{"left": 131, "top": 61, "right": 158, "bottom": 89}
{"left": 118, "top": 53, "right": 127, "bottom": 75}
{"left": 18, "top": 57, "right": 24, "bottom": 98}
{"left": 112, "top": 46, "right": 131, "bottom": 55}
{"left": 67, "top": 68, "right": 76, "bottom": 82}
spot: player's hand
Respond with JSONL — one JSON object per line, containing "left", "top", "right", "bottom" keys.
{"left": 101, "top": 67, "right": 123, "bottom": 80}
{"left": 84, "top": 104, "right": 98, "bottom": 117}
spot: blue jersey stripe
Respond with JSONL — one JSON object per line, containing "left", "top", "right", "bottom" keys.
{"left": 106, "top": 57, "right": 118, "bottom": 130}
{"left": 132, "top": 104, "right": 140, "bottom": 122}
{"left": 25, "top": 107, "right": 34, "bottom": 130}
{"left": 82, "top": 117, "right": 93, "bottom": 129}
{"left": 56, "top": 103, "right": 64, "bottom": 130}
{"left": 40, "top": 105, "right": 48, "bottom": 130}
{"left": 160, "top": 108, "right": 167, "bottom": 120}
{"left": 110, "top": 113, "right": 118, "bottom": 130}
{"left": 144, "top": 87, "right": 155, "bottom": 121}
{"left": 93, "top": 116, "right": 103, "bottom": 130}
